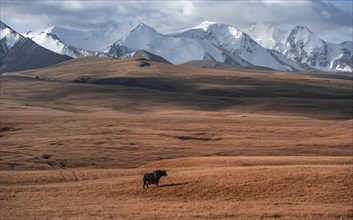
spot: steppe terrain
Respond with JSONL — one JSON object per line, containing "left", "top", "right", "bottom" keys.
{"left": 1, "top": 157, "right": 352, "bottom": 219}
{"left": 1, "top": 57, "right": 352, "bottom": 219}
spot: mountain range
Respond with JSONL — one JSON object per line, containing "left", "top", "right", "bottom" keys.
{"left": 1, "top": 20, "right": 352, "bottom": 73}
{"left": 244, "top": 22, "right": 352, "bottom": 72}
{"left": 0, "top": 21, "right": 71, "bottom": 73}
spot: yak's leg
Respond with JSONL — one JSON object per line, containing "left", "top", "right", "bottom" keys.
{"left": 143, "top": 180, "right": 148, "bottom": 188}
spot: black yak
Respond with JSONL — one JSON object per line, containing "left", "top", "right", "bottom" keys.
{"left": 143, "top": 169, "right": 167, "bottom": 188}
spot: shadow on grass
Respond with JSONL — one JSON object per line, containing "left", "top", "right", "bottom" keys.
{"left": 159, "top": 182, "right": 190, "bottom": 187}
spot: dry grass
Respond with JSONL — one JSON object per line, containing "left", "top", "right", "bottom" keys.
{"left": 1, "top": 157, "right": 352, "bottom": 219}
{"left": 1, "top": 104, "right": 352, "bottom": 170}
{"left": 0, "top": 57, "right": 352, "bottom": 219}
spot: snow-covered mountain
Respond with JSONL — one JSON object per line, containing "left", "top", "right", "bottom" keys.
{"left": 0, "top": 21, "right": 71, "bottom": 73}
{"left": 3, "top": 20, "right": 351, "bottom": 72}
{"left": 107, "top": 22, "right": 224, "bottom": 64}
{"left": 24, "top": 21, "right": 137, "bottom": 52}
{"left": 244, "top": 23, "right": 353, "bottom": 72}
{"left": 23, "top": 29, "right": 107, "bottom": 58}
{"left": 243, "top": 22, "right": 290, "bottom": 52}
{"left": 339, "top": 41, "right": 353, "bottom": 52}
{"left": 1, "top": 21, "right": 21, "bottom": 61}
{"left": 170, "top": 21, "right": 302, "bottom": 71}
{"left": 107, "top": 21, "right": 301, "bottom": 71}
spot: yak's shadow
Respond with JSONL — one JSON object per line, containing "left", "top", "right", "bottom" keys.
{"left": 159, "top": 182, "right": 190, "bottom": 187}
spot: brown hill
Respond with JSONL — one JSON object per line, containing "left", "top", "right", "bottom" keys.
{"left": 132, "top": 50, "right": 172, "bottom": 64}
{"left": 1, "top": 57, "right": 352, "bottom": 219}
{"left": 3, "top": 56, "right": 351, "bottom": 118}
{"left": 1, "top": 57, "right": 352, "bottom": 170}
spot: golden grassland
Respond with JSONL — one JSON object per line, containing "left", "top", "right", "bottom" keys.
{"left": 0, "top": 57, "right": 352, "bottom": 219}
{"left": 1, "top": 157, "right": 352, "bottom": 219}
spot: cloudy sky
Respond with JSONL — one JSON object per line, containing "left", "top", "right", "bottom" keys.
{"left": 1, "top": 0, "right": 352, "bottom": 43}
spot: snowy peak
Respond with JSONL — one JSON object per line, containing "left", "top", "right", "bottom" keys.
{"left": 245, "top": 22, "right": 324, "bottom": 51}
{"left": 245, "top": 22, "right": 352, "bottom": 72}
{"left": 24, "top": 31, "right": 66, "bottom": 54}
{"left": 3, "top": 20, "right": 351, "bottom": 72}
{"left": 245, "top": 22, "right": 273, "bottom": 34}
{"left": 134, "top": 22, "right": 148, "bottom": 30}
{"left": 244, "top": 22, "right": 289, "bottom": 50}
{"left": 23, "top": 26, "right": 108, "bottom": 58}
{"left": 129, "top": 22, "right": 160, "bottom": 35}
{"left": 192, "top": 21, "right": 219, "bottom": 31}
{"left": 90, "top": 21, "right": 137, "bottom": 40}
{"left": 26, "top": 22, "right": 138, "bottom": 52}
{"left": 0, "top": 22, "right": 71, "bottom": 73}
{"left": 48, "top": 25, "right": 83, "bottom": 35}
{"left": 0, "top": 21, "right": 19, "bottom": 34}
{"left": 36, "top": 25, "right": 74, "bottom": 37}
{"left": 42, "top": 25, "right": 57, "bottom": 33}
{"left": 110, "top": 22, "right": 162, "bottom": 48}
{"left": 287, "top": 25, "right": 324, "bottom": 49}
{"left": 1, "top": 21, "right": 22, "bottom": 49}
{"left": 284, "top": 25, "right": 339, "bottom": 70}
{"left": 1, "top": 21, "right": 17, "bottom": 37}
{"left": 190, "top": 21, "right": 243, "bottom": 34}
{"left": 108, "top": 22, "right": 224, "bottom": 64}
{"left": 172, "top": 21, "right": 301, "bottom": 71}
{"left": 293, "top": 25, "right": 310, "bottom": 32}
{"left": 184, "top": 21, "right": 243, "bottom": 38}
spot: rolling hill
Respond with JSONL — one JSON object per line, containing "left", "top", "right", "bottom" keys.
{"left": 1, "top": 56, "right": 352, "bottom": 219}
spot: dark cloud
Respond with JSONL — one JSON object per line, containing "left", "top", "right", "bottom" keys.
{"left": 1, "top": 0, "right": 351, "bottom": 43}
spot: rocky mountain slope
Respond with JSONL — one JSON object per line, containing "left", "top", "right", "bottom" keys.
{"left": 3, "top": 20, "right": 352, "bottom": 72}
{"left": 0, "top": 21, "right": 72, "bottom": 73}
{"left": 24, "top": 21, "right": 137, "bottom": 52}
{"left": 170, "top": 21, "right": 302, "bottom": 71}
{"left": 107, "top": 22, "right": 224, "bottom": 64}
{"left": 23, "top": 28, "right": 107, "bottom": 58}
{"left": 244, "top": 22, "right": 353, "bottom": 72}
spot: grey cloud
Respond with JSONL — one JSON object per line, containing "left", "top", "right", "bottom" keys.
{"left": 188, "top": 0, "right": 352, "bottom": 42}
{"left": 0, "top": 0, "right": 351, "bottom": 43}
